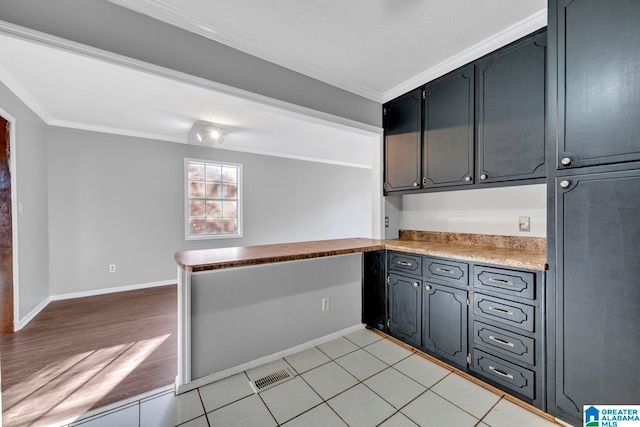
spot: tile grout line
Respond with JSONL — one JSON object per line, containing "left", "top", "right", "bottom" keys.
{"left": 477, "top": 396, "right": 504, "bottom": 426}
{"left": 195, "top": 388, "right": 211, "bottom": 427}
{"left": 300, "top": 347, "right": 362, "bottom": 413}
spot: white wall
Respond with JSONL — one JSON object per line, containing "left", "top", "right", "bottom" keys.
{"left": 0, "top": 0, "right": 380, "bottom": 128}
{"left": 0, "top": 82, "right": 50, "bottom": 323}
{"left": 47, "top": 127, "right": 372, "bottom": 296}
{"left": 401, "top": 184, "right": 546, "bottom": 237}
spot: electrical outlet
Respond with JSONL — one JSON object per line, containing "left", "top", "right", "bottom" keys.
{"left": 518, "top": 216, "right": 531, "bottom": 232}
{"left": 385, "top": 217, "right": 389, "bottom": 228}
{"left": 109, "top": 264, "right": 116, "bottom": 273}
{"left": 321, "top": 298, "right": 330, "bottom": 311}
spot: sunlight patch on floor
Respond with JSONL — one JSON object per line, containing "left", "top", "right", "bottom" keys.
{"left": 2, "top": 334, "right": 170, "bottom": 427}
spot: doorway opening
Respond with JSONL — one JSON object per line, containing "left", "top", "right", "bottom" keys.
{"left": 0, "top": 115, "right": 13, "bottom": 334}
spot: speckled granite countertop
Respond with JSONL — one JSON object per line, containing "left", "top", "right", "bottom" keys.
{"left": 385, "top": 230, "right": 547, "bottom": 271}
{"left": 175, "top": 231, "right": 547, "bottom": 272}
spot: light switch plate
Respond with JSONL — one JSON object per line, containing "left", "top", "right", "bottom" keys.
{"left": 518, "top": 216, "right": 530, "bottom": 232}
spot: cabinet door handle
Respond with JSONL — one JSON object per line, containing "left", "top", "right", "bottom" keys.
{"left": 488, "top": 306, "right": 514, "bottom": 316}
{"left": 488, "top": 278, "right": 514, "bottom": 285}
{"left": 436, "top": 267, "right": 453, "bottom": 274}
{"left": 425, "top": 285, "right": 431, "bottom": 290}
{"left": 489, "top": 335, "right": 515, "bottom": 347}
{"left": 489, "top": 366, "right": 514, "bottom": 379}
{"left": 397, "top": 261, "right": 412, "bottom": 266}
{"left": 412, "top": 282, "right": 420, "bottom": 288}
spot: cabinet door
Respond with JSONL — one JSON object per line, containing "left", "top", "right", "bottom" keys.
{"left": 423, "top": 282, "right": 468, "bottom": 368}
{"left": 423, "top": 65, "right": 474, "bottom": 188}
{"left": 556, "top": 0, "right": 640, "bottom": 169}
{"left": 384, "top": 89, "right": 422, "bottom": 193}
{"left": 388, "top": 274, "right": 422, "bottom": 347}
{"left": 555, "top": 170, "right": 640, "bottom": 418}
{"left": 362, "top": 251, "right": 386, "bottom": 332}
{"left": 477, "top": 32, "right": 546, "bottom": 183}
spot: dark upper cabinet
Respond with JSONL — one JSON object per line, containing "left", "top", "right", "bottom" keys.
{"left": 423, "top": 282, "right": 468, "bottom": 368}
{"left": 423, "top": 65, "right": 475, "bottom": 188}
{"left": 554, "top": 170, "right": 640, "bottom": 419}
{"left": 477, "top": 32, "right": 546, "bottom": 183}
{"left": 383, "top": 89, "right": 422, "bottom": 193}
{"left": 388, "top": 273, "right": 422, "bottom": 348}
{"left": 556, "top": 0, "right": 640, "bottom": 170}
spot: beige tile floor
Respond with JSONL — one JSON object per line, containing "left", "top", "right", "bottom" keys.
{"left": 65, "top": 329, "right": 560, "bottom": 427}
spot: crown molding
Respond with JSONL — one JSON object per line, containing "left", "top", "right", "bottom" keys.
{"left": 0, "top": 63, "right": 52, "bottom": 123}
{"left": 382, "top": 9, "right": 548, "bottom": 103}
{"left": 204, "top": 143, "right": 372, "bottom": 170}
{"left": 108, "top": 0, "right": 385, "bottom": 102}
{"left": 48, "top": 119, "right": 187, "bottom": 144}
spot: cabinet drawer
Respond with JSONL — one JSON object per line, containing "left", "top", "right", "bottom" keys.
{"left": 388, "top": 252, "right": 422, "bottom": 275}
{"left": 424, "top": 258, "right": 468, "bottom": 286}
{"left": 473, "top": 294, "right": 535, "bottom": 332}
{"left": 473, "top": 321, "right": 535, "bottom": 366}
{"left": 473, "top": 266, "right": 535, "bottom": 300}
{"left": 474, "top": 350, "right": 534, "bottom": 399}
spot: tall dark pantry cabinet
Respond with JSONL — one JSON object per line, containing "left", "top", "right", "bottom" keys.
{"left": 547, "top": 0, "right": 640, "bottom": 425}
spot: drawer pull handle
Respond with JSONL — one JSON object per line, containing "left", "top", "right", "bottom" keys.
{"left": 488, "top": 306, "right": 514, "bottom": 316}
{"left": 397, "top": 261, "right": 412, "bottom": 266}
{"left": 488, "top": 278, "right": 514, "bottom": 285}
{"left": 436, "top": 267, "right": 454, "bottom": 274}
{"left": 489, "top": 335, "right": 515, "bottom": 347}
{"left": 489, "top": 366, "right": 514, "bottom": 379}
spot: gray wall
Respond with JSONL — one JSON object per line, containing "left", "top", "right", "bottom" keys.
{"left": 0, "top": 0, "right": 381, "bottom": 127}
{"left": 47, "top": 127, "right": 372, "bottom": 296}
{"left": 0, "top": 82, "right": 50, "bottom": 320}
{"left": 191, "top": 254, "right": 362, "bottom": 380}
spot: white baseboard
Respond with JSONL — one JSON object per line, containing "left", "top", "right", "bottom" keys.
{"left": 50, "top": 279, "right": 175, "bottom": 301}
{"left": 16, "top": 296, "right": 51, "bottom": 331}
{"left": 176, "top": 323, "right": 366, "bottom": 394}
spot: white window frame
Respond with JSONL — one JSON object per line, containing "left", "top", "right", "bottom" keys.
{"left": 184, "top": 158, "right": 243, "bottom": 240}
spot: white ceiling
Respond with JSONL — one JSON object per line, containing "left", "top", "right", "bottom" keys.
{"left": 0, "top": 2, "right": 547, "bottom": 169}
{"left": 0, "top": 32, "right": 375, "bottom": 168}
{"left": 109, "top": 0, "right": 547, "bottom": 102}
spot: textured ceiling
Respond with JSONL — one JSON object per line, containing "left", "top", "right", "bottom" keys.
{"left": 0, "top": 34, "right": 374, "bottom": 168}
{"left": 109, "top": 0, "right": 547, "bottom": 101}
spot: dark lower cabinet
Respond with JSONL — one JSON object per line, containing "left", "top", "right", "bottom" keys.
{"left": 362, "top": 251, "right": 387, "bottom": 332}
{"left": 383, "top": 88, "right": 422, "bottom": 193}
{"left": 553, "top": 170, "right": 640, "bottom": 422}
{"left": 388, "top": 273, "right": 422, "bottom": 348}
{"left": 554, "top": 0, "right": 640, "bottom": 170}
{"left": 477, "top": 31, "right": 546, "bottom": 183}
{"left": 423, "top": 282, "right": 468, "bottom": 368}
{"left": 365, "top": 252, "right": 546, "bottom": 411}
{"left": 423, "top": 65, "right": 475, "bottom": 188}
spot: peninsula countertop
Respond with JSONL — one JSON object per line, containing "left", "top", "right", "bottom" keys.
{"left": 175, "top": 232, "right": 548, "bottom": 272}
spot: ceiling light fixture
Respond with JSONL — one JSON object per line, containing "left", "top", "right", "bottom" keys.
{"left": 197, "top": 125, "right": 224, "bottom": 143}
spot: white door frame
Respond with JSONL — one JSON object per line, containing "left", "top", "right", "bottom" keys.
{"left": 0, "top": 107, "right": 20, "bottom": 331}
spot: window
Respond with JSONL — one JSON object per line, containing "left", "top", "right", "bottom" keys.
{"left": 185, "top": 158, "right": 242, "bottom": 239}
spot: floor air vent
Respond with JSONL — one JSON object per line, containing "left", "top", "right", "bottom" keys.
{"left": 251, "top": 368, "right": 295, "bottom": 392}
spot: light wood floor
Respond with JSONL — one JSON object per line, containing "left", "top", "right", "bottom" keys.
{"left": 0, "top": 285, "right": 177, "bottom": 427}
